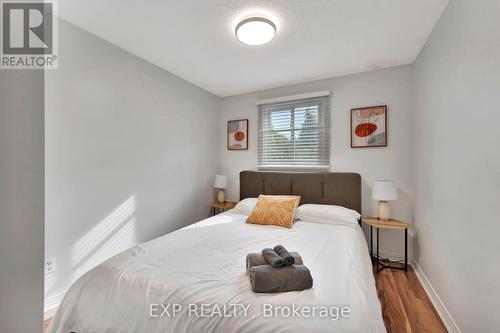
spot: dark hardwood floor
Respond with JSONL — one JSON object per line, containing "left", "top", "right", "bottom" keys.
{"left": 374, "top": 264, "right": 447, "bottom": 333}
{"left": 44, "top": 264, "right": 447, "bottom": 333}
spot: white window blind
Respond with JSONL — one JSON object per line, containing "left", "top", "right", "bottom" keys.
{"left": 258, "top": 95, "right": 331, "bottom": 169}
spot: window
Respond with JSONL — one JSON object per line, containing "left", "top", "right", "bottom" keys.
{"left": 258, "top": 94, "right": 331, "bottom": 169}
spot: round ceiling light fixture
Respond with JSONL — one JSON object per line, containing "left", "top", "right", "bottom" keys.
{"left": 235, "top": 17, "right": 276, "bottom": 46}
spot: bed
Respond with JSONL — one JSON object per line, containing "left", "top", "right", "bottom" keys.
{"left": 48, "top": 171, "right": 386, "bottom": 333}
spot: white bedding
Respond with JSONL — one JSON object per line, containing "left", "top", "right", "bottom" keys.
{"left": 48, "top": 211, "right": 386, "bottom": 333}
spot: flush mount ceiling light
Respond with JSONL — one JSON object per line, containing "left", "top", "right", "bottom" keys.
{"left": 235, "top": 17, "right": 276, "bottom": 46}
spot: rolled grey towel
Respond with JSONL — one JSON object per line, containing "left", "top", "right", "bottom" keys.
{"left": 249, "top": 265, "right": 313, "bottom": 293}
{"left": 246, "top": 252, "right": 303, "bottom": 274}
{"left": 273, "top": 244, "right": 295, "bottom": 266}
{"left": 262, "top": 248, "right": 283, "bottom": 267}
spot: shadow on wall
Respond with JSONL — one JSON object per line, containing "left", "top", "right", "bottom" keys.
{"left": 71, "top": 195, "right": 137, "bottom": 279}
{"left": 45, "top": 195, "right": 138, "bottom": 296}
{"left": 413, "top": 233, "right": 420, "bottom": 263}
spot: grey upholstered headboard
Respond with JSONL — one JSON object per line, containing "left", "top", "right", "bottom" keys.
{"left": 239, "top": 171, "right": 362, "bottom": 214}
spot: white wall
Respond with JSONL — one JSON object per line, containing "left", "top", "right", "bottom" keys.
{"left": 412, "top": 0, "right": 500, "bottom": 331}
{"left": 0, "top": 70, "right": 45, "bottom": 332}
{"left": 219, "top": 65, "right": 414, "bottom": 257}
{"left": 44, "top": 20, "right": 220, "bottom": 307}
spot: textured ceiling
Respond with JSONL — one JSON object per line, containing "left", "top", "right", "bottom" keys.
{"left": 59, "top": 0, "right": 449, "bottom": 97}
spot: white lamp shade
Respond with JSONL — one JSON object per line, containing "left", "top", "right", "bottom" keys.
{"left": 214, "top": 175, "right": 228, "bottom": 189}
{"left": 372, "top": 180, "right": 398, "bottom": 201}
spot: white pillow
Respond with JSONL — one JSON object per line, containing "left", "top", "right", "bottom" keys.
{"left": 230, "top": 197, "right": 258, "bottom": 215}
{"left": 296, "top": 204, "right": 361, "bottom": 225}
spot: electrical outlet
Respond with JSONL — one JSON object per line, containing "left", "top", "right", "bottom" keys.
{"left": 45, "top": 257, "right": 56, "bottom": 275}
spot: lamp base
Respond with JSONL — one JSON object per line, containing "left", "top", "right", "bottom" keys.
{"left": 377, "top": 201, "right": 390, "bottom": 221}
{"left": 217, "top": 190, "right": 225, "bottom": 204}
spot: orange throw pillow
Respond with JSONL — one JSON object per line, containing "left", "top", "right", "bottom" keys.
{"left": 246, "top": 195, "right": 301, "bottom": 229}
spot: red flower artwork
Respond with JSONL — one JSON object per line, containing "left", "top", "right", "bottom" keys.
{"left": 234, "top": 131, "right": 245, "bottom": 141}
{"left": 355, "top": 123, "right": 378, "bottom": 137}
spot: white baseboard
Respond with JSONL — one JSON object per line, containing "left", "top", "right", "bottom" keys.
{"left": 412, "top": 259, "right": 461, "bottom": 333}
{"left": 44, "top": 291, "right": 65, "bottom": 312}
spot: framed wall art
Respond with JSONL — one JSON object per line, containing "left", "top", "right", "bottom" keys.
{"left": 227, "top": 119, "right": 248, "bottom": 150}
{"left": 351, "top": 105, "right": 387, "bottom": 148}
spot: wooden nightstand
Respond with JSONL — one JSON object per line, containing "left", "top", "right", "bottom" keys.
{"left": 211, "top": 201, "right": 237, "bottom": 215}
{"left": 362, "top": 217, "right": 409, "bottom": 272}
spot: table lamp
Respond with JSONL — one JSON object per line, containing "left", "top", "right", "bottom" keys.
{"left": 372, "top": 180, "right": 398, "bottom": 221}
{"left": 214, "top": 175, "right": 228, "bottom": 203}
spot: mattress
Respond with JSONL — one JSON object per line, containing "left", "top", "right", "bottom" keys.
{"left": 48, "top": 211, "right": 386, "bottom": 333}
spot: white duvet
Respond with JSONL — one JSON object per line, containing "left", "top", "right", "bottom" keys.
{"left": 48, "top": 211, "right": 386, "bottom": 333}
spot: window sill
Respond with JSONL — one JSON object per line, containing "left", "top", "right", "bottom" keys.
{"left": 257, "top": 165, "right": 330, "bottom": 172}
